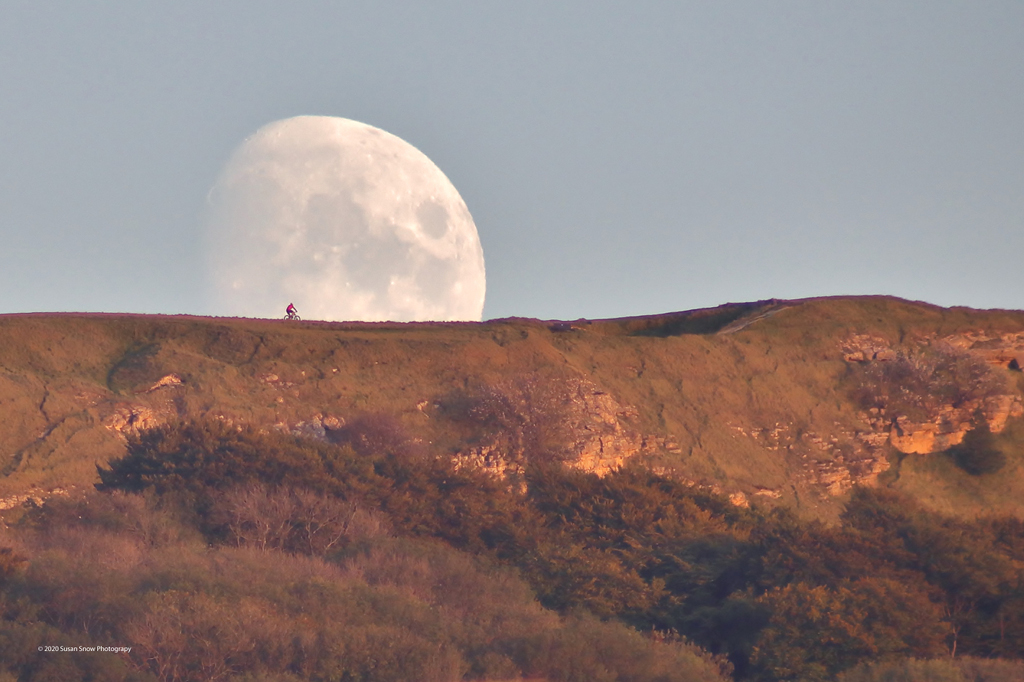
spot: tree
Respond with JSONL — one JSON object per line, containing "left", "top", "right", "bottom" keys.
{"left": 750, "top": 579, "right": 944, "bottom": 682}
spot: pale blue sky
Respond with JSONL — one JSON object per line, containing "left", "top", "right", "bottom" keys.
{"left": 1, "top": 2, "right": 1022, "bottom": 320}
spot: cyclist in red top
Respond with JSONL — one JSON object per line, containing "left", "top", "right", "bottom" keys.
{"left": 285, "top": 303, "right": 298, "bottom": 319}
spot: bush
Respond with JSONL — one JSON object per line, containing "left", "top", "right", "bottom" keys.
{"left": 212, "top": 484, "right": 388, "bottom": 555}
{"left": 955, "top": 656, "right": 1024, "bottom": 682}
{"left": 97, "top": 421, "right": 343, "bottom": 496}
{"left": 750, "top": 579, "right": 946, "bottom": 682}
{"left": 837, "top": 657, "right": 966, "bottom": 682}
{"left": 441, "top": 373, "right": 584, "bottom": 464}
{"left": 77, "top": 421, "right": 1024, "bottom": 681}
{"left": 949, "top": 418, "right": 1006, "bottom": 476}
{"left": 852, "top": 344, "right": 1008, "bottom": 421}
{"left": 328, "top": 411, "right": 426, "bottom": 462}
{"left": 0, "top": 480, "right": 732, "bottom": 682}
{"left": 522, "top": 614, "right": 730, "bottom": 682}
{"left": 838, "top": 656, "right": 1024, "bottom": 682}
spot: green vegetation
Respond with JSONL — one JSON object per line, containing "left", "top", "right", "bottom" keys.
{"left": 3, "top": 421, "right": 1023, "bottom": 680}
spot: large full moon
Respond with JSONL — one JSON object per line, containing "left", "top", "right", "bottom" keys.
{"left": 204, "top": 116, "right": 486, "bottom": 321}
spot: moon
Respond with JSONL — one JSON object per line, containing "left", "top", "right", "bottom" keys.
{"left": 204, "top": 116, "right": 486, "bottom": 322}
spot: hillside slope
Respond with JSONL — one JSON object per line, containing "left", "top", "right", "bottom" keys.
{"left": 3, "top": 295, "right": 1024, "bottom": 520}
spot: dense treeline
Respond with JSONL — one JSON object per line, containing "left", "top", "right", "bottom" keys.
{"left": 2, "top": 419, "right": 1024, "bottom": 681}
{"left": 0, "top": 494, "right": 725, "bottom": 682}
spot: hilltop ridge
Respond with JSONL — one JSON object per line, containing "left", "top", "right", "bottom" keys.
{"left": 3, "top": 295, "right": 1024, "bottom": 520}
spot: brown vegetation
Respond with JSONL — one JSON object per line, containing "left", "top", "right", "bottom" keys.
{"left": 4, "top": 298, "right": 1024, "bottom": 680}
{"left": 851, "top": 341, "right": 1009, "bottom": 421}
{"left": 2, "top": 421, "right": 1024, "bottom": 680}
{"left": 0, "top": 478, "right": 729, "bottom": 681}
{"left": 4, "top": 296, "right": 1024, "bottom": 520}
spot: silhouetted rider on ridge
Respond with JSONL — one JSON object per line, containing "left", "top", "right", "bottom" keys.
{"left": 285, "top": 303, "right": 298, "bottom": 320}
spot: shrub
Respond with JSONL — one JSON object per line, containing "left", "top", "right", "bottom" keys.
{"left": 852, "top": 343, "right": 1008, "bottom": 421}
{"left": 27, "top": 490, "right": 199, "bottom": 548}
{"left": 521, "top": 613, "right": 730, "bottom": 682}
{"left": 442, "top": 373, "right": 582, "bottom": 464}
{"left": 750, "top": 578, "right": 946, "bottom": 682}
{"left": 949, "top": 417, "right": 1006, "bottom": 476}
{"left": 125, "top": 590, "right": 288, "bottom": 682}
{"left": 955, "top": 656, "right": 1024, "bottom": 681}
{"left": 0, "top": 547, "right": 26, "bottom": 587}
{"left": 837, "top": 657, "right": 966, "bottom": 682}
{"left": 838, "top": 656, "right": 1024, "bottom": 682}
{"left": 212, "top": 484, "right": 387, "bottom": 555}
{"left": 328, "top": 411, "right": 426, "bottom": 462}
{"left": 78, "top": 420, "right": 1024, "bottom": 681}
{"left": 97, "top": 421, "right": 342, "bottom": 496}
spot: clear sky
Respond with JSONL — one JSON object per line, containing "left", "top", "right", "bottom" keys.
{"left": 2, "top": 2, "right": 1022, "bottom": 320}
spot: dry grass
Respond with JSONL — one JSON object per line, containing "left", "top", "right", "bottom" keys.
{"left": 3, "top": 296, "right": 1024, "bottom": 521}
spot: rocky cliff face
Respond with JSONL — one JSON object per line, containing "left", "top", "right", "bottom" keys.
{"left": 844, "top": 332, "right": 1023, "bottom": 456}
{"left": 553, "top": 379, "right": 648, "bottom": 474}
{"left": 731, "top": 330, "right": 1024, "bottom": 500}
{"left": 2, "top": 297, "right": 1024, "bottom": 520}
{"left": 449, "top": 376, "right": 649, "bottom": 480}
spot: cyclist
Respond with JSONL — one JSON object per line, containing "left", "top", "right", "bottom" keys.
{"left": 286, "top": 303, "right": 298, "bottom": 319}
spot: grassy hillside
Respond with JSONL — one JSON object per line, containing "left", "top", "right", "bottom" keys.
{"left": 3, "top": 295, "right": 1024, "bottom": 520}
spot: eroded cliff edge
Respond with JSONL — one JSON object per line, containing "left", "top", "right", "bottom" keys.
{"left": 2, "top": 296, "right": 1023, "bottom": 520}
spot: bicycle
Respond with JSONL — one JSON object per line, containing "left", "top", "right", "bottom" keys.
{"left": 284, "top": 312, "right": 301, "bottom": 321}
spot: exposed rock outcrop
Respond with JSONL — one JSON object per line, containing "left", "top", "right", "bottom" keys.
{"left": 0, "top": 487, "right": 68, "bottom": 511}
{"left": 5, "top": 299, "right": 1024, "bottom": 521}
{"left": 735, "top": 420, "right": 891, "bottom": 497}
{"left": 944, "top": 331, "right": 1024, "bottom": 369}
{"left": 144, "top": 374, "right": 183, "bottom": 392}
{"left": 886, "top": 395, "right": 1023, "bottom": 454}
{"left": 841, "top": 334, "right": 897, "bottom": 363}
{"left": 451, "top": 377, "right": 650, "bottom": 480}
{"left": 102, "top": 404, "right": 163, "bottom": 437}
{"left": 452, "top": 444, "right": 526, "bottom": 480}
{"left": 562, "top": 381, "right": 645, "bottom": 475}
{"left": 844, "top": 333, "right": 1023, "bottom": 456}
